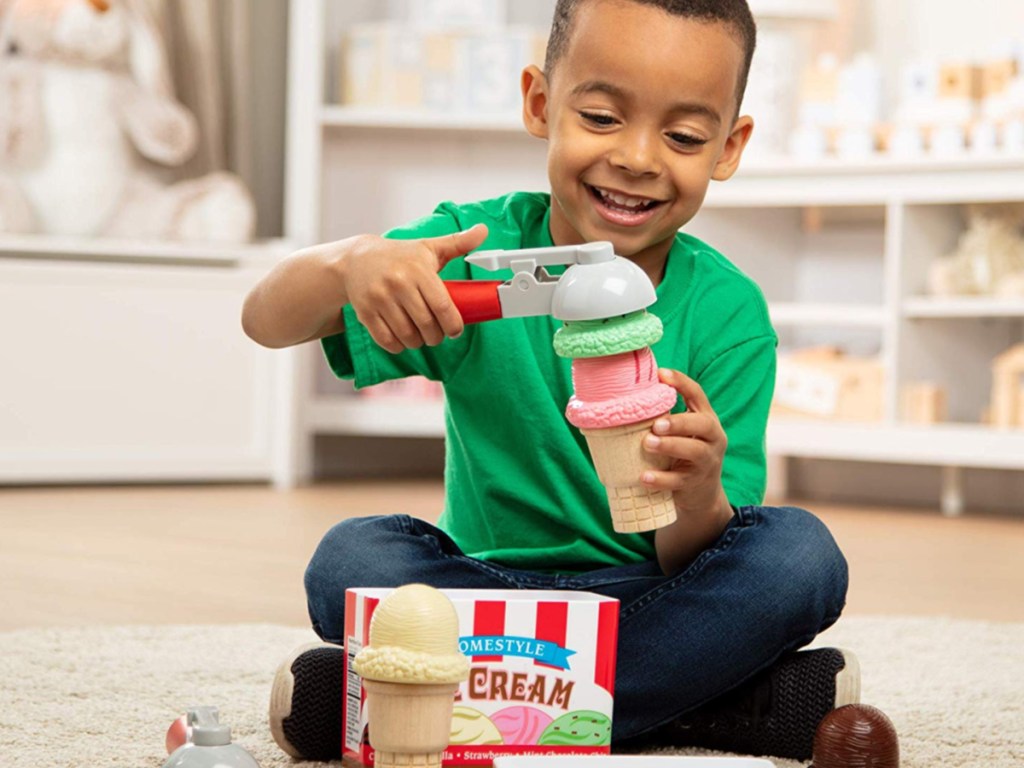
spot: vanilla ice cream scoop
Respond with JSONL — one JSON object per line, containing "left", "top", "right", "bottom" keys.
{"left": 353, "top": 584, "right": 469, "bottom": 684}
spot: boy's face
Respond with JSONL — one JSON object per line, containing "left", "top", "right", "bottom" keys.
{"left": 522, "top": 0, "right": 753, "bottom": 276}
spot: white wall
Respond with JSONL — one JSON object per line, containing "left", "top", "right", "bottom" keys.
{"left": 872, "top": 0, "right": 1024, "bottom": 62}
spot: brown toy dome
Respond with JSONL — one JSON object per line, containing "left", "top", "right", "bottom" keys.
{"left": 812, "top": 703, "right": 899, "bottom": 768}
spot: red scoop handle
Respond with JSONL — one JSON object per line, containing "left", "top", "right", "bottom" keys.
{"left": 445, "top": 280, "right": 504, "bottom": 324}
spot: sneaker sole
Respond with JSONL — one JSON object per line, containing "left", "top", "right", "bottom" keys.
{"left": 833, "top": 647, "right": 861, "bottom": 708}
{"left": 268, "top": 642, "right": 336, "bottom": 760}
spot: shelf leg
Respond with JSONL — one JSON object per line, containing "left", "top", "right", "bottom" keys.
{"left": 940, "top": 465, "right": 965, "bottom": 517}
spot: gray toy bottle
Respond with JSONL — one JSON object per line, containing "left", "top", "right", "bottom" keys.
{"left": 163, "top": 707, "right": 260, "bottom": 768}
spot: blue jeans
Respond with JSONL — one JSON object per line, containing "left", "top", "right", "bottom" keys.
{"left": 304, "top": 505, "right": 848, "bottom": 742}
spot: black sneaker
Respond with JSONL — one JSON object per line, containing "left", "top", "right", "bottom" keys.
{"left": 269, "top": 643, "right": 346, "bottom": 761}
{"left": 623, "top": 647, "right": 860, "bottom": 761}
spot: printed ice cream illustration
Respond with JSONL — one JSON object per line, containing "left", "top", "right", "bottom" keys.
{"left": 537, "top": 710, "right": 613, "bottom": 746}
{"left": 555, "top": 310, "right": 679, "bottom": 533}
{"left": 491, "top": 706, "right": 554, "bottom": 745}
{"left": 352, "top": 584, "right": 471, "bottom": 768}
{"left": 449, "top": 706, "right": 503, "bottom": 745}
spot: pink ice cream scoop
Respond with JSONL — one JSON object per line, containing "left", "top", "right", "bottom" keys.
{"left": 566, "top": 348, "right": 678, "bottom": 429}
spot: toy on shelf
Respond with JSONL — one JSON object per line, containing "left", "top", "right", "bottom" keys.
{"left": 791, "top": 39, "right": 1024, "bottom": 159}
{"left": 338, "top": 13, "right": 546, "bottom": 115}
{"left": 792, "top": 53, "right": 884, "bottom": 160}
{"left": 163, "top": 707, "right": 260, "bottom": 768}
{"left": 0, "top": 0, "right": 255, "bottom": 241}
{"left": 445, "top": 242, "right": 677, "bottom": 533}
{"left": 990, "top": 343, "right": 1024, "bottom": 429}
{"left": 927, "top": 204, "right": 1024, "bottom": 298}
{"left": 774, "top": 347, "right": 884, "bottom": 423}
{"left": 811, "top": 703, "right": 899, "bottom": 768}
{"left": 352, "top": 584, "right": 470, "bottom": 768}
{"left": 901, "top": 382, "right": 947, "bottom": 425}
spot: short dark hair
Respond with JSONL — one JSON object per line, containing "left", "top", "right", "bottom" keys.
{"left": 544, "top": 0, "right": 757, "bottom": 114}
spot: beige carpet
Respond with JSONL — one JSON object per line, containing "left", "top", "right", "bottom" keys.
{"left": 0, "top": 617, "right": 1021, "bottom": 768}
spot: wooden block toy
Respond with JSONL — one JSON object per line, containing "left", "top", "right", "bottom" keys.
{"left": 982, "top": 59, "right": 1018, "bottom": 99}
{"left": 801, "top": 59, "right": 840, "bottom": 103}
{"left": 901, "top": 382, "right": 947, "bottom": 424}
{"left": 339, "top": 24, "right": 428, "bottom": 108}
{"left": 939, "top": 64, "right": 984, "bottom": 101}
{"left": 774, "top": 347, "right": 885, "bottom": 423}
{"left": 990, "top": 343, "right": 1024, "bottom": 428}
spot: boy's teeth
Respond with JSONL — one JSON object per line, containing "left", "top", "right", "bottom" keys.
{"left": 598, "top": 188, "right": 650, "bottom": 209}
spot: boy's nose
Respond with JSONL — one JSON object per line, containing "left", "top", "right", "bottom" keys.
{"left": 609, "top": 132, "right": 661, "bottom": 177}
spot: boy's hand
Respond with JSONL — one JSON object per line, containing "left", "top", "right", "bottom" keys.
{"left": 641, "top": 368, "right": 734, "bottom": 572}
{"left": 344, "top": 224, "right": 488, "bottom": 354}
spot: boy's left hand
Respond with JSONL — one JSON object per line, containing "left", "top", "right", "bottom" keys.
{"left": 641, "top": 368, "right": 731, "bottom": 522}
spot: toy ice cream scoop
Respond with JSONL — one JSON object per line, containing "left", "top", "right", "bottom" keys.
{"left": 445, "top": 241, "right": 678, "bottom": 533}
{"left": 352, "top": 584, "right": 470, "bottom": 768}
{"left": 162, "top": 707, "right": 260, "bottom": 768}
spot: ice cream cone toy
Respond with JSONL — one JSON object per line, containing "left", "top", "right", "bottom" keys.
{"left": 556, "top": 319, "right": 678, "bottom": 533}
{"left": 352, "top": 584, "right": 470, "bottom": 768}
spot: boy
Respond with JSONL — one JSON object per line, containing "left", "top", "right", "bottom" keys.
{"left": 244, "top": 0, "right": 856, "bottom": 761}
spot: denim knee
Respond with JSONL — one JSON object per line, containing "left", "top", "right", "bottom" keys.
{"left": 304, "top": 515, "right": 402, "bottom": 642}
{"left": 767, "top": 506, "right": 849, "bottom": 631}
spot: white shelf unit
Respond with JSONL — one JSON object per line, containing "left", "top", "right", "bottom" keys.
{"left": 284, "top": 0, "right": 1024, "bottom": 513}
{"left": 0, "top": 235, "right": 296, "bottom": 486}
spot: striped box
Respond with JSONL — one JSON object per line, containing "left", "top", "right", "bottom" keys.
{"left": 343, "top": 588, "right": 620, "bottom": 766}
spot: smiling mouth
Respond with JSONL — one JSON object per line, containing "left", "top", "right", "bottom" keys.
{"left": 586, "top": 184, "right": 666, "bottom": 213}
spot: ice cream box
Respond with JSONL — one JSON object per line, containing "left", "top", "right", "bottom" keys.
{"left": 343, "top": 588, "right": 620, "bottom": 766}
{"left": 494, "top": 759, "right": 776, "bottom": 767}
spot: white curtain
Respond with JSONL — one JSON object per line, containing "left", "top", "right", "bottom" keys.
{"left": 154, "top": 0, "right": 254, "bottom": 185}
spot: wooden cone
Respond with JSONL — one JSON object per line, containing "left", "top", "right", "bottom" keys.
{"left": 581, "top": 416, "right": 676, "bottom": 533}
{"left": 363, "top": 679, "right": 457, "bottom": 768}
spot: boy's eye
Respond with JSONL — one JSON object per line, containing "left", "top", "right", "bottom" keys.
{"left": 667, "top": 132, "right": 708, "bottom": 148}
{"left": 579, "top": 111, "right": 617, "bottom": 127}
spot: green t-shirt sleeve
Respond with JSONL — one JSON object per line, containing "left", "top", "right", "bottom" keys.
{"left": 697, "top": 335, "right": 777, "bottom": 507}
{"left": 320, "top": 207, "right": 476, "bottom": 388}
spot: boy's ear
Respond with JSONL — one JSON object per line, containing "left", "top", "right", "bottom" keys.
{"left": 712, "top": 115, "right": 754, "bottom": 181}
{"left": 521, "top": 64, "right": 549, "bottom": 139}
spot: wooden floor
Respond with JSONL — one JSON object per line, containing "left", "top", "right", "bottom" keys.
{"left": 1, "top": 481, "right": 1022, "bottom": 630}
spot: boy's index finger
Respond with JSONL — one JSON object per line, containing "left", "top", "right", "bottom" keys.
{"left": 659, "top": 368, "right": 711, "bottom": 413}
{"left": 423, "top": 224, "right": 489, "bottom": 272}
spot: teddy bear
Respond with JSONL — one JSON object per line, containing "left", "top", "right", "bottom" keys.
{"left": 0, "top": 0, "right": 256, "bottom": 242}
{"left": 927, "top": 204, "right": 1024, "bottom": 298}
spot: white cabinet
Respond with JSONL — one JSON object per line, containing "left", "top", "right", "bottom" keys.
{"left": 284, "top": 0, "right": 1024, "bottom": 512}
{"left": 0, "top": 237, "right": 294, "bottom": 484}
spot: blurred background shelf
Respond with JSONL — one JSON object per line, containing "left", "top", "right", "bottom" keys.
{"left": 768, "top": 420, "right": 1024, "bottom": 470}
{"left": 308, "top": 396, "right": 444, "bottom": 438}
{"left": 903, "top": 297, "right": 1024, "bottom": 318}
{"left": 769, "top": 302, "right": 886, "bottom": 327}
{"left": 0, "top": 234, "right": 289, "bottom": 265}
{"left": 321, "top": 105, "right": 530, "bottom": 133}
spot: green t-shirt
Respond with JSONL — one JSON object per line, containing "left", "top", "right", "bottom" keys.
{"left": 322, "top": 191, "right": 777, "bottom": 573}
